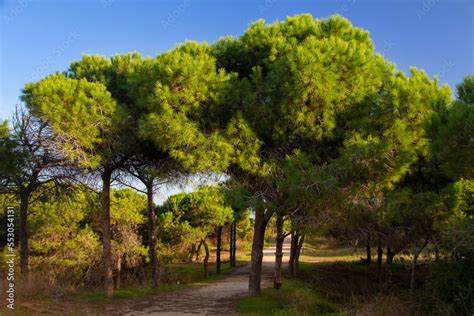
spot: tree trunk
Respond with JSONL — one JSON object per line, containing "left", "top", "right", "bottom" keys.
{"left": 377, "top": 246, "right": 383, "bottom": 282}
{"left": 249, "top": 210, "right": 268, "bottom": 296}
{"left": 232, "top": 223, "right": 237, "bottom": 268}
{"left": 195, "top": 240, "right": 203, "bottom": 261}
{"left": 274, "top": 213, "right": 284, "bottom": 289}
{"left": 295, "top": 233, "right": 305, "bottom": 275}
{"left": 410, "top": 237, "right": 429, "bottom": 291}
{"left": 385, "top": 247, "right": 394, "bottom": 284}
{"left": 101, "top": 169, "right": 114, "bottom": 298}
{"left": 229, "top": 223, "right": 234, "bottom": 267}
{"left": 289, "top": 231, "right": 299, "bottom": 277}
{"left": 146, "top": 183, "right": 158, "bottom": 288}
{"left": 230, "top": 222, "right": 237, "bottom": 267}
{"left": 203, "top": 240, "right": 210, "bottom": 279}
{"left": 232, "top": 221, "right": 237, "bottom": 267}
{"left": 19, "top": 190, "right": 30, "bottom": 282}
{"left": 216, "top": 226, "right": 222, "bottom": 274}
{"left": 366, "top": 232, "right": 372, "bottom": 264}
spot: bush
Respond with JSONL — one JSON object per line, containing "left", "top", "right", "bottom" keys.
{"left": 428, "top": 256, "right": 474, "bottom": 315}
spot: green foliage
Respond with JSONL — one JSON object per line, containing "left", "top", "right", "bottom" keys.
{"left": 451, "top": 179, "right": 474, "bottom": 218}
{"left": 428, "top": 258, "right": 474, "bottom": 315}
{"left": 339, "top": 69, "right": 451, "bottom": 191}
{"left": 457, "top": 75, "right": 474, "bottom": 104}
{"left": 216, "top": 15, "right": 386, "bottom": 150}
{"left": 236, "top": 209, "right": 253, "bottom": 245}
{"left": 83, "top": 188, "right": 148, "bottom": 265}
{"left": 156, "top": 186, "right": 233, "bottom": 262}
{"left": 377, "top": 177, "right": 472, "bottom": 313}
{"left": 280, "top": 150, "right": 339, "bottom": 208}
{"left": 439, "top": 179, "right": 474, "bottom": 258}
{"left": 0, "top": 120, "right": 8, "bottom": 137}
{"left": 164, "top": 186, "right": 233, "bottom": 230}
{"left": 27, "top": 188, "right": 101, "bottom": 282}
{"left": 0, "top": 193, "right": 19, "bottom": 248}
{"left": 223, "top": 114, "right": 263, "bottom": 175}
{"left": 0, "top": 121, "right": 17, "bottom": 189}
{"left": 383, "top": 189, "right": 449, "bottom": 240}
{"left": 155, "top": 210, "right": 203, "bottom": 262}
{"left": 137, "top": 42, "right": 234, "bottom": 173}
{"left": 2, "top": 186, "right": 148, "bottom": 283}
{"left": 110, "top": 189, "right": 148, "bottom": 265}
{"left": 22, "top": 74, "right": 121, "bottom": 169}
{"left": 429, "top": 101, "right": 474, "bottom": 179}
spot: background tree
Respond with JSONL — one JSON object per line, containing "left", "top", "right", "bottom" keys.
{"left": 429, "top": 75, "right": 474, "bottom": 180}
{"left": 158, "top": 186, "right": 233, "bottom": 277}
{"left": 0, "top": 107, "right": 68, "bottom": 280}
{"left": 223, "top": 184, "right": 254, "bottom": 268}
{"left": 22, "top": 55, "right": 135, "bottom": 297}
{"left": 119, "top": 152, "right": 176, "bottom": 288}
{"left": 26, "top": 185, "right": 101, "bottom": 285}
{"left": 423, "top": 75, "right": 474, "bottom": 312}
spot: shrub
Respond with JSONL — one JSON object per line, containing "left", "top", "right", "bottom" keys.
{"left": 428, "top": 255, "right": 474, "bottom": 314}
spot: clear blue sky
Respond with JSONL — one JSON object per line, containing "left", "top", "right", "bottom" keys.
{"left": 1, "top": 0, "right": 473, "bottom": 120}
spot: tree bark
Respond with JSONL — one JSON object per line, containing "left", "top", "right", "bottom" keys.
{"left": 216, "top": 226, "right": 222, "bottom": 274}
{"left": 377, "top": 245, "right": 383, "bottom": 282}
{"left": 146, "top": 183, "right": 158, "bottom": 288}
{"left": 249, "top": 210, "right": 268, "bottom": 296}
{"left": 101, "top": 169, "right": 114, "bottom": 298}
{"left": 19, "top": 190, "right": 30, "bottom": 282}
{"left": 410, "top": 237, "right": 429, "bottom": 291}
{"left": 274, "top": 213, "right": 284, "bottom": 289}
{"left": 366, "top": 232, "right": 372, "bottom": 264}
{"left": 232, "top": 221, "right": 237, "bottom": 267}
{"left": 295, "top": 233, "right": 305, "bottom": 275}
{"left": 195, "top": 240, "right": 203, "bottom": 261}
{"left": 229, "top": 223, "right": 234, "bottom": 267}
{"left": 289, "top": 231, "right": 299, "bottom": 277}
{"left": 203, "top": 239, "right": 210, "bottom": 279}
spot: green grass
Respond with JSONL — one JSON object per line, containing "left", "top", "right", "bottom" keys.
{"left": 239, "top": 278, "right": 340, "bottom": 315}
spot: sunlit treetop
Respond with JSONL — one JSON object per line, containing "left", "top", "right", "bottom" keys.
{"left": 159, "top": 186, "right": 234, "bottom": 233}
{"left": 428, "top": 74, "right": 474, "bottom": 180}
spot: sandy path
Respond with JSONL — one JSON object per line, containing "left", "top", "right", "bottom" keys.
{"left": 12, "top": 241, "right": 290, "bottom": 315}
{"left": 115, "top": 240, "right": 291, "bottom": 315}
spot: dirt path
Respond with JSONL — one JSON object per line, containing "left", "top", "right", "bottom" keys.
{"left": 115, "top": 240, "right": 291, "bottom": 315}
{"left": 12, "top": 241, "right": 290, "bottom": 315}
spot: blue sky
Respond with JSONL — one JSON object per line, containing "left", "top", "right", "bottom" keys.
{"left": 1, "top": 0, "right": 473, "bottom": 121}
